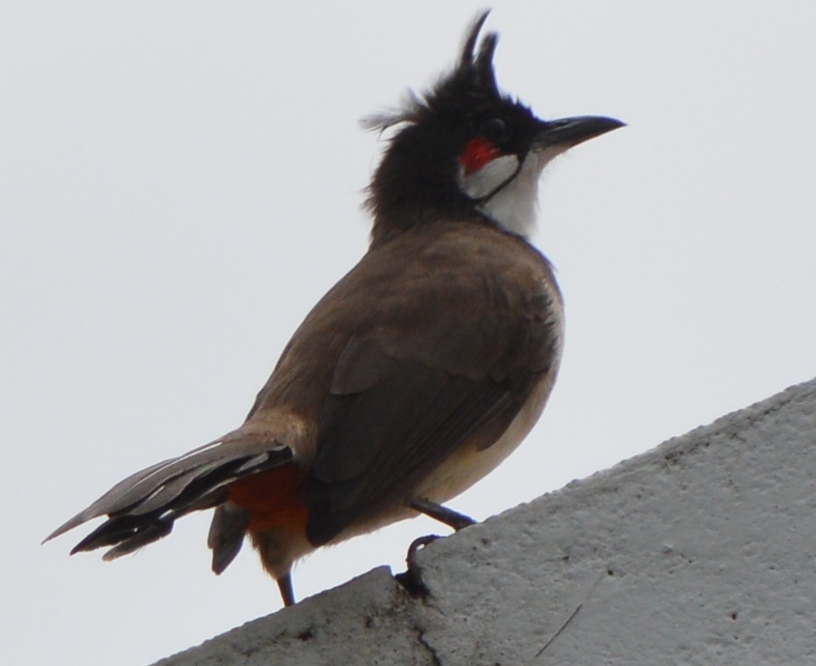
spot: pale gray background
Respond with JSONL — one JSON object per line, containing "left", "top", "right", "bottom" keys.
{"left": 3, "top": 3, "right": 815, "bottom": 665}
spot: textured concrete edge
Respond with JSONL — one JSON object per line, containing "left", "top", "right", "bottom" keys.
{"left": 153, "top": 566, "right": 421, "bottom": 665}
{"left": 403, "top": 376, "right": 816, "bottom": 664}
{"left": 554, "top": 376, "right": 816, "bottom": 501}
{"left": 151, "top": 376, "right": 816, "bottom": 665}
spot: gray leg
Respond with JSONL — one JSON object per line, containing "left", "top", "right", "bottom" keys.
{"left": 409, "top": 497, "right": 476, "bottom": 531}
{"left": 277, "top": 572, "right": 296, "bottom": 607}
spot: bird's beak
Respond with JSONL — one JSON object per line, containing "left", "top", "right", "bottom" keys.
{"left": 535, "top": 115, "right": 625, "bottom": 149}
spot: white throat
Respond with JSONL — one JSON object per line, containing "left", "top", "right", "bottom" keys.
{"left": 458, "top": 146, "right": 566, "bottom": 237}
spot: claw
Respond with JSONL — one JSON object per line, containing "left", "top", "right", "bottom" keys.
{"left": 394, "top": 534, "right": 440, "bottom": 599}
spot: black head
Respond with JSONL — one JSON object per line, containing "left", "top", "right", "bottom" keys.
{"left": 365, "top": 11, "right": 623, "bottom": 246}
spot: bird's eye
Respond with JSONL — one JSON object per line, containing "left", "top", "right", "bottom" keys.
{"left": 479, "top": 117, "right": 510, "bottom": 143}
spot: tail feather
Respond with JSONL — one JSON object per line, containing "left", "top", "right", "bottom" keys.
{"left": 44, "top": 433, "right": 294, "bottom": 561}
{"left": 208, "top": 502, "right": 251, "bottom": 574}
{"left": 102, "top": 520, "right": 174, "bottom": 560}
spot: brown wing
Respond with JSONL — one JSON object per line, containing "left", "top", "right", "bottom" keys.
{"left": 273, "top": 221, "right": 562, "bottom": 546}
{"left": 304, "top": 342, "right": 537, "bottom": 545}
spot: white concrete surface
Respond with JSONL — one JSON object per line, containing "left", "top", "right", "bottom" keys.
{"left": 155, "top": 377, "right": 816, "bottom": 665}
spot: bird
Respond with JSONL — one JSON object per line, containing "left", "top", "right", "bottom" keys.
{"left": 45, "top": 11, "right": 623, "bottom": 608}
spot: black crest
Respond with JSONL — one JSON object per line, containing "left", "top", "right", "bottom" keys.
{"left": 454, "top": 10, "right": 500, "bottom": 99}
{"left": 365, "top": 10, "right": 505, "bottom": 133}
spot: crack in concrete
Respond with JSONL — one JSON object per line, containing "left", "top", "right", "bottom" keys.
{"left": 414, "top": 625, "right": 442, "bottom": 666}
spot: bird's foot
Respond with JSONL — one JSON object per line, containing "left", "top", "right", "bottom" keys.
{"left": 394, "top": 534, "right": 440, "bottom": 600}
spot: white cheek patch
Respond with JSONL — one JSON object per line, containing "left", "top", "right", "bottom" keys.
{"left": 475, "top": 145, "right": 567, "bottom": 237}
{"left": 457, "top": 154, "right": 520, "bottom": 200}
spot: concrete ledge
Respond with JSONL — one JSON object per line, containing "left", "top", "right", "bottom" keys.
{"left": 156, "top": 377, "right": 816, "bottom": 665}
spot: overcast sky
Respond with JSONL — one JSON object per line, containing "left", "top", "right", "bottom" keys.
{"left": 3, "top": 2, "right": 816, "bottom": 665}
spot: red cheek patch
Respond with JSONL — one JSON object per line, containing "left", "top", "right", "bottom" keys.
{"left": 459, "top": 137, "right": 500, "bottom": 174}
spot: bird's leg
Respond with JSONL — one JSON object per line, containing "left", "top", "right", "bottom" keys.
{"left": 395, "top": 498, "right": 477, "bottom": 598}
{"left": 277, "top": 572, "right": 296, "bottom": 607}
{"left": 409, "top": 496, "right": 476, "bottom": 531}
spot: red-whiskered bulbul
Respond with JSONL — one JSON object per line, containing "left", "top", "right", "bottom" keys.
{"left": 45, "top": 11, "right": 623, "bottom": 607}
